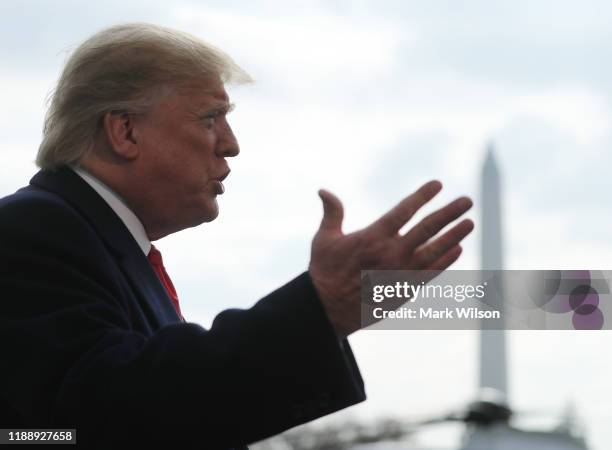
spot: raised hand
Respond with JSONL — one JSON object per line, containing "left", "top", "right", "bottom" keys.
{"left": 308, "top": 180, "right": 474, "bottom": 338}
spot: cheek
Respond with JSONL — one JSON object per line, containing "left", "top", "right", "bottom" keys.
{"left": 140, "top": 131, "right": 176, "bottom": 171}
{"left": 143, "top": 127, "right": 217, "bottom": 190}
{"left": 184, "top": 139, "right": 218, "bottom": 178}
{"left": 176, "top": 158, "right": 215, "bottom": 196}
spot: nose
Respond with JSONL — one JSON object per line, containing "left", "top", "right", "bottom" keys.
{"left": 216, "top": 121, "right": 240, "bottom": 158}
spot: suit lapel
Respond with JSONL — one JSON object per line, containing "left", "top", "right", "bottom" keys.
{"left": 29, "top": 167, "right": 182, "bottom": 327}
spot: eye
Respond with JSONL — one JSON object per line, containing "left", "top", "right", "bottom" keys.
{"left": 203, "top": 111, "right": 221, "bottom": 129}
{"left": 200, "top": 104, "right": 234, "bottom": 129}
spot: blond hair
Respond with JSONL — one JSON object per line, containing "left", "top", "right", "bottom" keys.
{"left": 37, "top": 22, "right": 252, "bottom": 169}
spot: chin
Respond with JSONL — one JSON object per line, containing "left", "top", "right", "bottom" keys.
{"left": 181, "top": 199, "right": 219, "bottom": 230}
{"left": 198, "top": 201, "right": 220, "bottom": 223}
{"left": 203, "top": 210, "right": 219, "bottom": 222}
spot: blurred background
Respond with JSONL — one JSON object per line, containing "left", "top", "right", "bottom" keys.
{"left": 1, "top": 1, "right": 611, "bottom": 448}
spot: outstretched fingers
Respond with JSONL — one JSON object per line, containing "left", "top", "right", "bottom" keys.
{"left": 371, "top": 180, "right": 443, "bottom": 236}
{"left": 410, "top": 219, "right": 474, "bottom": 267}
{"left": 426, "top": 244, "right": 463, "bottom": 270}
{"left": 402, "top": 196, "right": 473, "bottom": 250}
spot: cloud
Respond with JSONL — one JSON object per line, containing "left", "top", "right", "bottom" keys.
{"left": 2, "top": 2, "right": 612, "bottom": 449}
{"left": 0, "top": 0, "right": 168, "bottom": 71}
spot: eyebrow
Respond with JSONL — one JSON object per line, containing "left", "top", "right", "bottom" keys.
{"left": 199, "top": 101, "right": 235, "bottom": 114}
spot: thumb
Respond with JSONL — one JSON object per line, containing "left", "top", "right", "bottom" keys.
{"left": 318, "top": 189, "right": 344, "bottom": 232}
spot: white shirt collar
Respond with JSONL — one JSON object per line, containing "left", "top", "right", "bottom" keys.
{"left": 71, "top": 166, "right": 152, "bottom": 255}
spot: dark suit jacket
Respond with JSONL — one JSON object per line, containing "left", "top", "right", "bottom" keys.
{"left": 0, "top": 167, "right": 366, "bottom": 449}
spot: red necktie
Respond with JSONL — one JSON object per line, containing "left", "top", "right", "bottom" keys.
{"left": 147, "top": 244, "right": 184, "bottom": 321}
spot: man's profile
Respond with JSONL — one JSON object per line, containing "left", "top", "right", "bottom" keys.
{"left": 0, "top": 23, "right": 474, "bottom": 449}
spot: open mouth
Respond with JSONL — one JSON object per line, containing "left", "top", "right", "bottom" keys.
{"left": 218, "top": 170, "right": 230, "bottom": 182}
{"left": 213, "top": 170, "right": 230, "bottom": 195}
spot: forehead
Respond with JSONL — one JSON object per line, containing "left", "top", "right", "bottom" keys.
{"left": 176, "top": 80, "right": 230, "bottom": 107}
{"left": 147, "top": 79, "right": 230, "bottom": 122}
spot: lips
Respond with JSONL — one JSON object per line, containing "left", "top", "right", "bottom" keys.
{"left": 213, "top": 169, "right": 230, "bottom": 195}
{"left": 218, "top": 170, "right": 230, "bottom": 182}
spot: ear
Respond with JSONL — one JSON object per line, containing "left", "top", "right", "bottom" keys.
{"left": 102, "top": 111, "right": 140, "bottom": 160}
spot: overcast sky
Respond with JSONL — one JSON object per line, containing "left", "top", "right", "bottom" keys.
{"left": 1, "top": 1, "right": 611, "bottom": 449}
